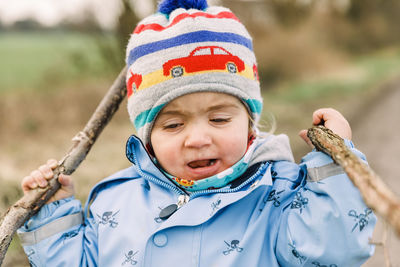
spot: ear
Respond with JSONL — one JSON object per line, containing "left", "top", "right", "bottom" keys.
{"left": 247, "top": 131, "right": 256, "bottom": 150}
{"left": 145, "top": 143, "right": 156, "bottom": 158}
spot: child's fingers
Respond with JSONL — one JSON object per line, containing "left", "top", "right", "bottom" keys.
{"left": 46, "top": 159, "right": 58, "bottom": 169}
{"left": 312, "top": 108, "right": 346, "bottom": 125}
{"left": 312, "top": 108, "right": 335, "bottom": 125}
{"left": 38, "top": 164, "right": 54, "bottom": 180}
{"left": 21, "top": 159, "right": 74, "bottom": 201}
{"left": 312, "top": 109, "right": 324, "bottom": 125}
{"left": 51, "top": 174, "right": 75, "bottom": 201}
{"left": 58, "top": 174, "right": 73, "bottom": 187}
{"left": 311, "top": 108, "right": 352, "bottom": 140}
{"left": 21, "top": 175, "right": 38, "bottom": 192}
{"left": 30, "top": 170, "right": 48, "bottom": 187}
{"left": 298, "top": 129, "right": 314, "bottom": 148}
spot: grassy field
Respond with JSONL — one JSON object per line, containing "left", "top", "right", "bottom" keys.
{"left": 0, "top": 31, "right": 119, "bottom": 92}
{"left": 0, "top": 31, "right": 400, "bottom": 266}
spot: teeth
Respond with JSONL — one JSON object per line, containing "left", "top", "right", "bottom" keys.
{"left": 188, "top": 159, "right": 216, "bottom": 168}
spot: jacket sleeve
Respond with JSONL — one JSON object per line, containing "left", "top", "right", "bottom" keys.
{"left": 275, "top": 140, "right": 376, "bottom": 267}
{"left": 17, "top": 197, "right": 98, "bottom": 266}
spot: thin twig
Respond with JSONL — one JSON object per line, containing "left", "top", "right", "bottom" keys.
{"left": 382, "top": 221, "right": 392, "bottom": 267}
{"left": 0, "top": 66, "right": 127, "bottom": 265}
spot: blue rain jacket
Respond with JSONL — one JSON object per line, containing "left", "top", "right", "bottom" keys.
{"left": 18, "top": 135, "right": 376, "bottom": 266}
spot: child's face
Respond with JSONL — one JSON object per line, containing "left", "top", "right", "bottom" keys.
{"left": 151, "top": 92, "right": 250, "bottom": 181}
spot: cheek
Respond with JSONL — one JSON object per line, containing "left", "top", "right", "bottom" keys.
{"left": 151, "top": 135, "right": 180, "bottom": 166}
{"left": 219, "top": 126, "right": 249, "bottom": 158}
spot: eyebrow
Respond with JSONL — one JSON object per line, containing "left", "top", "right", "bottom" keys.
{"left": 160, "top": 103, "right": 241, "bottom": 117}
{"left": 207, "top": 103, "right": 241, "bottom": 112}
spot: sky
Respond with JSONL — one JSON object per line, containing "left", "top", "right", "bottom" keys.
{"left": 0, "top": 0, "right": 154, "bottom": 29}
{"left": 0, "top": 0, "right": 223, "bottom": 29}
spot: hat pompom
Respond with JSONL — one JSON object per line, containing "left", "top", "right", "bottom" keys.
{"left": 158, "top": 0, "right": 208, "bottom": 15}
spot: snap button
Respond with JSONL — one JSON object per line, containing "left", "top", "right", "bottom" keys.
{"left": 153, "top": 233, "right": 168, "bottom": 247}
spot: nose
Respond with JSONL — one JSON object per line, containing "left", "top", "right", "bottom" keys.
{"left": 184, "top": 124, "right": 212, "bottom": 148}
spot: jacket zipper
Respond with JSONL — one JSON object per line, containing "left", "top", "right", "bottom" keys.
{"left": 177, "top": 194, "right": 190, "bottom": 207}
{"left": 131, "top": 151, "right": 187, "bottom": 196}
{"left": 132, "top": 146, "right": 269, "bottom": 206}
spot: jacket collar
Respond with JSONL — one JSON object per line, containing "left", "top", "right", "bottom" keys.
{"left": 126, "top": 135, "right": 175, "bottom": 187}
{"left": 125, "top": 134, "right": 292, "bottom": 192}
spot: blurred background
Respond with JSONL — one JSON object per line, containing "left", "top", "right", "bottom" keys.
{"left": 0, "top": 0, "right": 399, "bottom": 266}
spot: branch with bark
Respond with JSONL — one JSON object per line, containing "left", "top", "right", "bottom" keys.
{"left": 308, "top": 125, "right": 400, "bottom": 237}
{"left": 0, "top": 66, "right": 127, "bottom": 265}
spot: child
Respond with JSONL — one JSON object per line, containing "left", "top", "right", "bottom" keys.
{"left": 19, "top": 0, "right": 376, "bottom": 266}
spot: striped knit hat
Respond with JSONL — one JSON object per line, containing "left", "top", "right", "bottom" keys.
{"left": 126, "top": 0, "right": 262, "bottom": 146}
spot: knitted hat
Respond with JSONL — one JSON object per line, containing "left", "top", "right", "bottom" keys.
{"left": 125, "top": 0, "right": 262, "bottom": 146}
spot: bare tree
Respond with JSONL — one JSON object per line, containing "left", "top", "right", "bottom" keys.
{"left": 114, "top": 0, "right": 140, "bottom": 66}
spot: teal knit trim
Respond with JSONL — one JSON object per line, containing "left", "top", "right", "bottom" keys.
{"left": 134, "top": 104, "right": 166, "bottom": 130}
{"left": 244, "top": 99, "right": 262, "bottom": 114}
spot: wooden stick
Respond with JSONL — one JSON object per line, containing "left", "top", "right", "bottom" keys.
{"left": 0, "top": 66, "right": 127, "bottom": 265}
{"left": 307, "top": 125, "right": 400, "bottom": 237}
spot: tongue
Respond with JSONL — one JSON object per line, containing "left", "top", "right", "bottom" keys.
{"left": 188, "top": 160, "right": 211, "bottom": 168}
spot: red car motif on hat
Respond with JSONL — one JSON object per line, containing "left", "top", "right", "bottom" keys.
{"left": 163, "top": 46, "right": 245, "bottom": 77}
{"left": 127, "top": 70, "right": 143, "bottom": 97}
{"left": 253, "top": 63, "right": 259, "bottom": 81}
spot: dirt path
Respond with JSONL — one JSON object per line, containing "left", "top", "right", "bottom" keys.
{"left": 351, "top": 79, "right": 400, "bottom": 267}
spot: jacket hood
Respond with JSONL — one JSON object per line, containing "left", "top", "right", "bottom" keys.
{"left": 251, "top": 133, "right": 294, "bottom": 164}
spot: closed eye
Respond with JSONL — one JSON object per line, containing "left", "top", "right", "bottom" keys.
{"left": 163, "top": 123, "right": 183, "bottom": 129}
{"left": 210, "top": 118, "right": 231, "bottom": 123}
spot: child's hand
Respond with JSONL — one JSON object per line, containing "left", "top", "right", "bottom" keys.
{"left": 21, "top": 159, "right": 75, "bottom": 203}
{"left": 299, "top": 108, "right": 352, "bottom": 147}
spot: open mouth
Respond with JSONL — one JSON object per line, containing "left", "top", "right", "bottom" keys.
{"left": 188, "top": 159, "right": 217, "bottom": 169}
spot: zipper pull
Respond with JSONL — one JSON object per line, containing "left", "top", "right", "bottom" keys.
{"left": 159, "top": 194, "right": 189, "bottom": 220}
{"left": 177, "top": 194, "right": 189, "bottom": 208}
